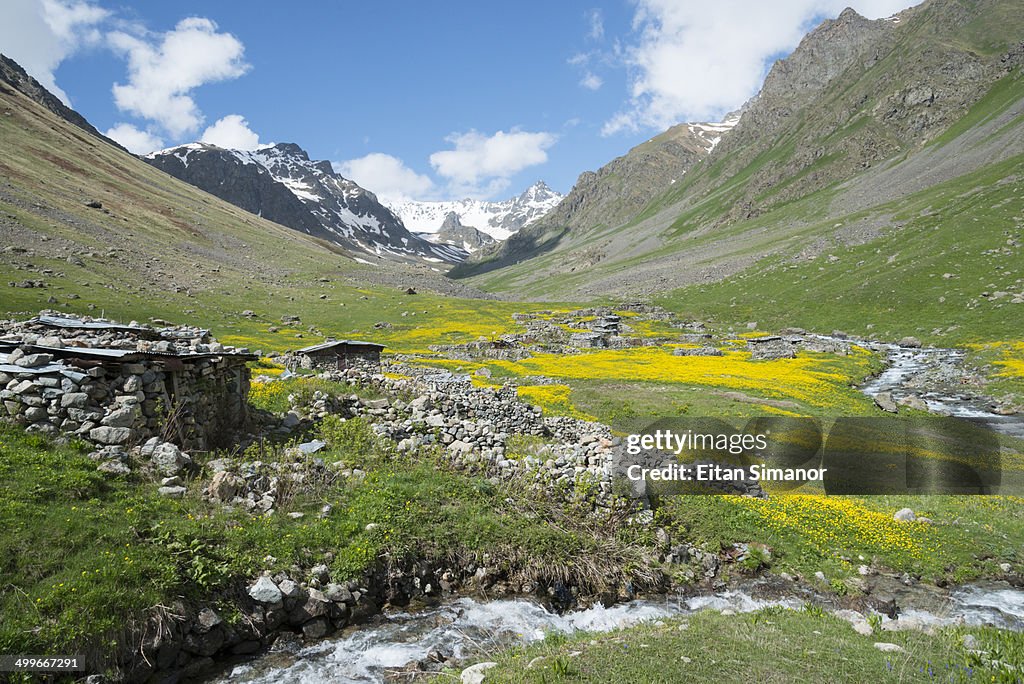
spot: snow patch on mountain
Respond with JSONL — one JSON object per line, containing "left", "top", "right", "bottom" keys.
{"left": 390, "top": 181, "right": 562, "bottom": 240}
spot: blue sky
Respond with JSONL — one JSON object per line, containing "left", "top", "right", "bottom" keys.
{"left": 2, "top": 0, "right": 919, "bottom": 203}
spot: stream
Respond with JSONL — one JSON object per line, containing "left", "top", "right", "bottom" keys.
{"left": 213, "top": 580, "right": 1024, "bottom": 683}
{"left": 212, "top": 338, "right": 1024, "bottom": 683}
{"left": 840, "top": 338, "right": 1024, "bottom": 439}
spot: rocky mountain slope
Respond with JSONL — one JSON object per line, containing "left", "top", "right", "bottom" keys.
{"left": 449, "top": 114, "right": 739, "bottom": 278}
{"left": 391, "top": 181, "right": 562, "bottom": 240}
{"left": 145, "top": 143, "right": 465, "bottom": 265}
{"left": 453, "top": 0, "right": 1024, "bottom": 308}
{"left": 420, "top": 212, "right": 495, "bottom": 253}
{"left": 0, "top": 53, "right": 490, "bottom": 329}
{"left": 0, "top": 54, "right": 125, "bottom": 152}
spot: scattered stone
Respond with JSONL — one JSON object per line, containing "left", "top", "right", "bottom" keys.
{"left": 893, "top": 508, "right": 916, "bottom": 522}
{"left": 873, "top": 642, "right": 905, "bottom": 653}
{"left": 461, "top": 662, "right": 498, "bottom": 684}
{"left": 158, "top": 485, "right": 186, "bottom": 498}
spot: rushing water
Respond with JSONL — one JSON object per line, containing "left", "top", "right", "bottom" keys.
{"left": 213, "top": 338, "right": 1024, "bottom": 684}
{"left": 212, "top": 581, "right": 1024, "bottom": 684}
{"left": 847, "top": 340, "right": 1024, "bottom": 439}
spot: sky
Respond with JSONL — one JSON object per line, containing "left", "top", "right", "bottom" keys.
{"left": 1, "top": 0, "right": 921, "bottom": 204}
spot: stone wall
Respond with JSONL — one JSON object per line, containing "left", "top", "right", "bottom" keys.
{"left": 1, "top": 353, "right": 251, "bottom": 451}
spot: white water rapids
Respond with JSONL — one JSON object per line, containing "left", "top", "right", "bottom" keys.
{"left": 213, "top": 582, "right": 1024, "bottom": 684}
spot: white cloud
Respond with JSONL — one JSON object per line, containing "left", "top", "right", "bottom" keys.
{"left": 603, "top": 0, "right": 922, "bottom": 135}
{"left": 108, "top": 17, "right": 249, "bottom": 137}
{"left": 580, "top": 72, "right": 603, "bottom": 91}
{"left": 334, "top": 153, "right": 436, "bottom": 204}
{"left": 0, "top": 0, "right": 108, "bottom": 104}
{"left": 586, "top": 8, "right": 605, "bottom": 41}
{"left": 429, "top": 129, "right": 557, "bottom": 198}
{"left": 201, "top": 114, "right": 260, "bottom": 150}
{"left": 105, "top": 122, "right": 164, "bottom": 154}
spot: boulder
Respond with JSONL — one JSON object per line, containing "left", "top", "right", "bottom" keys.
{"left": 897, "top": 337, "right": 922, "bottom": 349}
{"left": 461, "top": 662, "right": 498, "bottom": 684}
{"left": 248, "top": 576, "right": 283, "bottom": 604}
{"left": 873, "top": 392, "right": 899, "bottom": 413}
{"left": 893, "top": 508, "right": 916, "bottom": 522}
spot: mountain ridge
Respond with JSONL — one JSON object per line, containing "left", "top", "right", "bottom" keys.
{"left": 390, "top": 180, "right": 562, "bottom": 240}
{"left": 451, "top": 0, "right": 1024, "bottom": 301}
{"left": 145, "top": 142, "right": 467, "bottom": 266}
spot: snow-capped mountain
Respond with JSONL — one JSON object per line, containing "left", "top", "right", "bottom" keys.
{"left": 144, "top": 142, "right": 466, "bottom": 265}
{"left": 391, "top": 181, "right": 562, "bottom": 240}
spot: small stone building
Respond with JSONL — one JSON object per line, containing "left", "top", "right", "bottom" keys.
{"left": 0, "top": 313, "right": 255, "bottom": 450}
{"left": 295, "top": 339, "right": 385, "bottom": 371}
{"left": 746, "top": 336, "right": 797, "bottom": 360}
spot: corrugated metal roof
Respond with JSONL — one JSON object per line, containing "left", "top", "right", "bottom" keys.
{"left": 297, "top": 340, "right": 386, "bottom": 353}
{"left": 30, "top": 345, "right": 257, "bottom": 362}
{"left": 35, "top": 315, "right": 149, "bottom": 333}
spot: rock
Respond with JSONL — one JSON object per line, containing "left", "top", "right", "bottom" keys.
{"left": 814, "top": 571, "right": 826, "bottom": 582}
{"left": 89, "top": 426, "right": 133, "bottom": 445}
{"left": 248, "top": 576, "right": 283, "bottom": 604}
{"left": 101, "top": 405, "right": 139, "bottom": 428}
{"left": 852, "top": 620, "right": 873, "bottom": 636}
{"left": 873, "top": 392, "right": 899, "bottom": 413}
{"left": 873, "top": 642, "right": 905, "bottom": 653}
{"left": 962, "top": 634, "right": 979, "bottom": 650}
{"left": 207, "top": 470, "right": 242, "bottom": 502}
{"left": 897, "top": 337, "right": 922, "bottom": 349}
{"left": 461, "top": 662, "right": 498, "bottom": 684}
{"left": 61, "top": 392, "right": 89, "bottom": 408}
{"left": 149, "top": 442, "right": 191, "bottom": 477}
{"left": 897, "top": 395, "right": 928, "bottom": 411}
{"left": 999, "top": 562, "right": 1012, "bottom": 573}
{"left": 158, "top": 485, "right": 187, "bottom": 498}
{"left": 195, "top": 608, "right": 223, "bottom": 633}
{"left": 301, "top": 616, "right": 330, "bottom": 639}
{"left": 98, "top": 459, "right": 131, "bottom": 475}
{"left": 324, "top": 583, "right": 354, "bottom": 605}
{"left": 448, "top": 440, "right": 473, "bottom": 455}
{"left": 893, "top": 508, "right": 916, "bottom": 522}
{"left": 14, "top": 353, "right": 53, "bottom": 368}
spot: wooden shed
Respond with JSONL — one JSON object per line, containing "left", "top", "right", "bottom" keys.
{"left": 295, "top": 339, "right": 386, "bottom": 370}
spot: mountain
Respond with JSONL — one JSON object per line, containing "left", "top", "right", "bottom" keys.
{"left": 452, "top": 0, "right": 1024, "bottom": 318}
{"left": 145, "top": 143, "right": 466, "bottom": 265}
{"left": 0, "top": 52, "right": 488, "bottom": 328}
{"left": 0, "top": 54, "right": 125, "bottom": 152}
{"left": 391, "top": 181, "right": 562, "bottom": 240}
{"left": 449, "top": 114, "right": 740, "bottom": 278}
{"left": 421, "top": 212, "right": 496, "bottom": 253}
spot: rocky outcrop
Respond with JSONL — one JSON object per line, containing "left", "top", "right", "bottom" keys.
{"left": 433, "top": 212, "right": 495, "bottom": 251}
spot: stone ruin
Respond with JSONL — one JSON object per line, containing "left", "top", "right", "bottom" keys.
{"left": 0, "top": 312, "right": 255, "bottom": 451}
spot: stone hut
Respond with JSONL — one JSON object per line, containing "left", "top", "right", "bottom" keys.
{"left": 295, "top": 339, "right": 385, "bottom": 371}
{"left": 0, "top": 313, "right": 255, "bottom": 451}
{"left": 746, "top": 336, "right": 797, "bottom": 360}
